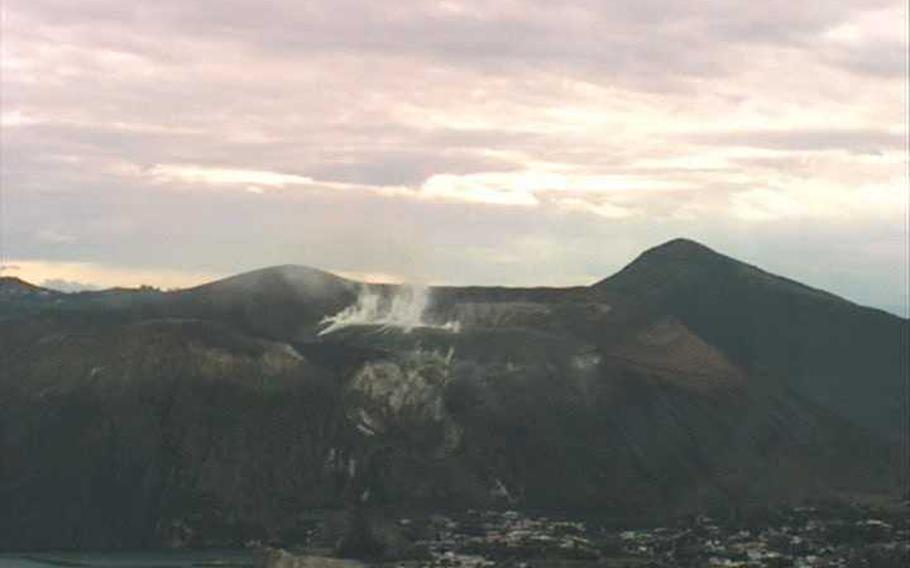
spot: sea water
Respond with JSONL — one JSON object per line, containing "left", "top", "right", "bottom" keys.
{"left": 0, "top": 551, "right": 253, "bottom": 568}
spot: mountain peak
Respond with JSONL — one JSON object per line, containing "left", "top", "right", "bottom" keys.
{"left": 591, "top": 238, "right": 733, "bottom": 298}
{"left": 592, "top": 238, "right": 729, "bottom": 288}
{"left": 594, "top": 237, "right": 859, "bottom": 313}
{"left": 179, "top": 264, "right": 358, "bottom": 316}
{"left": 186, "top": 264, "right": 351, "bottom": 292}
{"left": 636, "top": 238, "right": 722, "bottom": 262}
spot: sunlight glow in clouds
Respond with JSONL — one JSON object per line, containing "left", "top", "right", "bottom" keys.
{"left": 0, "top": 260, "right": 216, "bottom": 291}
{"left": 418, "top": 170, "right": 688, "bottom": 209}
{"left": 149, "top": 164, "right": 314, "bottom": 188}
{"left": 0, "top": 0, "right": 907, "bottom": 313}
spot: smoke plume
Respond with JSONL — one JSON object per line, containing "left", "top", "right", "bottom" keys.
{"left": 319, "top": 284, "right": 459, "bottom": 335}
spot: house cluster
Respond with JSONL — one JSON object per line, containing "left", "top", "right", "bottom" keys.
{"left": 397, "top": 505, "right": 908, "bottom": 567}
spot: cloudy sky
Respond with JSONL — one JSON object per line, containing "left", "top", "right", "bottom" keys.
{"left": 1, "top": 1, "right": 907, "bottom": 314}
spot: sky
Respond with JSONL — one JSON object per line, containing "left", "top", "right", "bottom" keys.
{"left": 1, "top": 0, "right": 908, "bottom": 315}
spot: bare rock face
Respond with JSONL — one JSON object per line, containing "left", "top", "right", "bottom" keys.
{"left": 346, "top": 347, "right": 460, "bottom": 451}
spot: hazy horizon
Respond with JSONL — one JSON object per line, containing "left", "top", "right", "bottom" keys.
{"left": 4, "top": 237, "right": 908, "bottom": 318}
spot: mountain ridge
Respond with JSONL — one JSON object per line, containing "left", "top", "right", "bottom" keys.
{"left": 0, "top": 238, "right": 905, "bottom": 549}
{"left": 595, "top": 237, "right": 862, "bottom": 308}
{"left": 5, "top": 238, "right": 906, "bottom": 320}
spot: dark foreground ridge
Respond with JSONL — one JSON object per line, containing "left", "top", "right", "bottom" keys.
{"left": 0, "top": 238, "right": 906, "bottom": 552}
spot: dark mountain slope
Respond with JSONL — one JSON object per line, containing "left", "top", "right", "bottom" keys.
{"left": 1, "top": 266, "right": 357, "bottom": 337}
{"left": 0, "top": 318, "right": 344, "bottom": 549}
{"left": 0, "top": 239, "right": 905, "bottom": 550}
{"left": 593, "top": 238, "right": 908, "bottom": 440}
{"left": 161, "top": 265, "right": 358, "bottom": 340}
{"left": 593, "top": 238, "right": 846, "bottom": 304}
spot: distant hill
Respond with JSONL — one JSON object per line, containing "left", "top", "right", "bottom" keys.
{"left": 0, "top": 239, "right": 906, "bottom": 550}
{"left": 0, "top": 276, "right": 58, "bottom": 299}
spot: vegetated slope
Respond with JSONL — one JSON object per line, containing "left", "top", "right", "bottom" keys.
{"left": 0, "top": 239, "right": 905, "bottom": 550}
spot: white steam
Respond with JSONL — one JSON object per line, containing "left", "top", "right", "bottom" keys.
{"left": 319, "top": 284, "right": 460, "bottom": 335}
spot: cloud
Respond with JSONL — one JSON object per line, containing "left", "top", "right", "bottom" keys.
{"left": 686, "top": 128, "right": 907, "bottom": 154}
{"left": 148, "top": 164, "right": 314, "bottom": 188}
{"left": 35, "top": 229, "right": 76, "bottom": 244}
{"left": 551, "top": 197, "right": 639, "bottom": 219}
{"left": 0, "top": 0, "right": 906, "bottom": 314}
{"left": 419, "top": 173, "right": 542, "bottom": 206}
{"left": 415, "top": 170, "right": 691, "bottom": 207}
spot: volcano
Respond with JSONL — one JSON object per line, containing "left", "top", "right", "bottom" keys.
{"left": 0, "top": 238, "right": 906, "bottom": 549}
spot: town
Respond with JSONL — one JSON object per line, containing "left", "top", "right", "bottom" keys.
{"left": 374, "top": 504, "right": 909, "bottom": 567}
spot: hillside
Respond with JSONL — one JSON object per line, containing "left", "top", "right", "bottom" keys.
{"left": 592, "top": 238, "right": 907, "bottom": 440}
{"left": 0, "top": 239, "right": 906, "bottom": 550}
